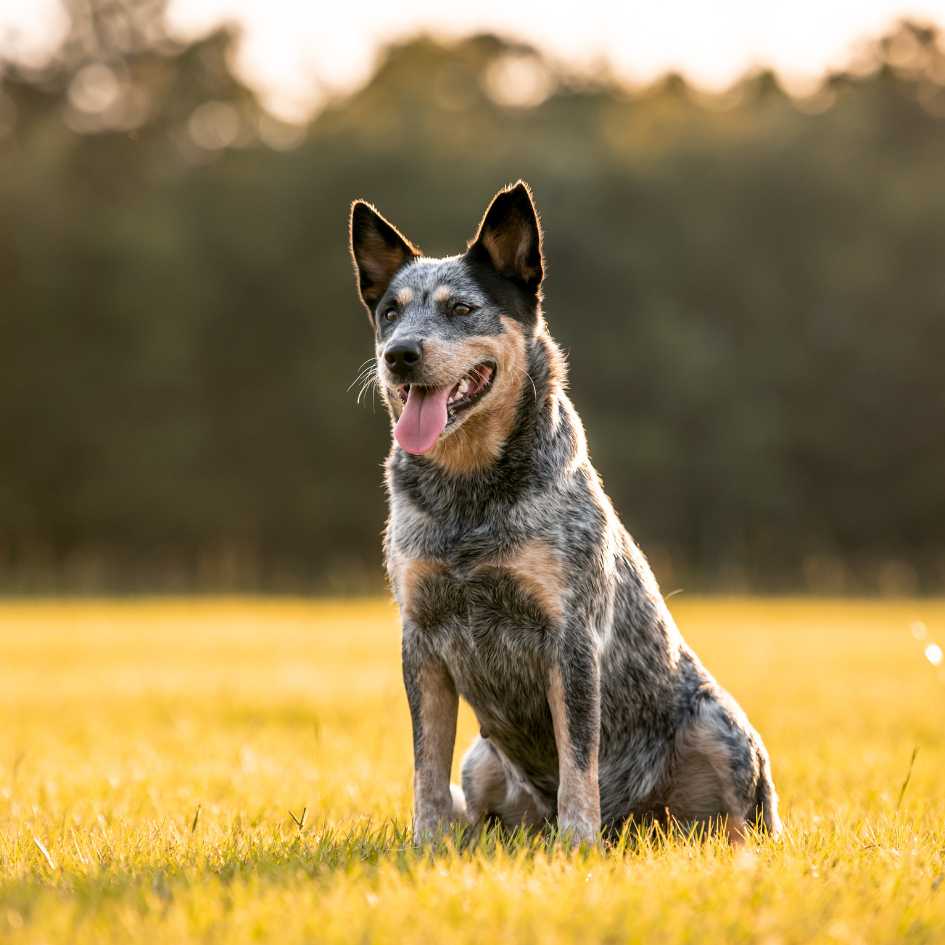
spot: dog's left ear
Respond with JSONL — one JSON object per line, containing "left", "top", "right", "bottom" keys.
{"left": 349, "top": 200, "right": 420, "bottom": 314}
{"left": 467, "top": 181, "right": 543, "bottom": 293}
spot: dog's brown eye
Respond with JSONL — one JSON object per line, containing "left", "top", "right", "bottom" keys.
{"left": 383, "top": 308, "right": 398, "bottom": 322}
{"left": 452, "top": 302, "right": 473, "bottom": 317}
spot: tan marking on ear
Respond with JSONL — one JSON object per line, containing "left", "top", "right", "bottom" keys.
{"left": 480, "top": 225, "right": 541, "bottom": 284}
{"left": 427, "top": 316, "right": 528, "bottom": 475}
{"left": 470, "top": 182, "right": 543, "bottom": 286}
{"left": 389, "top": 553, "right": 447, "bottom": 618}
{"left": 349, "top": 200, "right": 419, "bottom": 308}
{"left": 396, "top": 286, "right": 414, "bottom": 305}
{"left": 432, "top": 285, "right": 451, "bottom": 304}
{"left": 488, "top": 539, "right": 566, "bottom": 624}
{"left": 354, "top": 229, "right": 416, "bottom": 305}
{"left": 548, "top": 664, "right": 601, "bottom": 843}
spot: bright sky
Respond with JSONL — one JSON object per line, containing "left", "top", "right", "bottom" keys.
{"left": 3, "top": 0, "right": 945, "bottom": 118}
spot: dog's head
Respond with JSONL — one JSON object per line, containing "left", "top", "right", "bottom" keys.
{"left": 349, "top": 182, "right": 544, "bottom": 462}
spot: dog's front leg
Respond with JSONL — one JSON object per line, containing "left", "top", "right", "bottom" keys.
{"left": 547, "top": 639, "right": 601, "bottom": 845}
{"left": 402, "top": 631, "right": 459, "bottom": 843}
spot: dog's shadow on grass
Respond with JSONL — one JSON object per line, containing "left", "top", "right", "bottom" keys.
{"left": 293, "top": 814, "right": 773, "bottom": 867}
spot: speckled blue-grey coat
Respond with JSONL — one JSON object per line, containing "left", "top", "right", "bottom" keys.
{"left": 349, "top": 181, "right": 781, "bottom": 844}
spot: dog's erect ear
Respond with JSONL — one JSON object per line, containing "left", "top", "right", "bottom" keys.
{"left": 467, "top": 181, "right": 543, "bottom": 293}
{"left": 349, "top": 201, "right": 419, "bottom": 313}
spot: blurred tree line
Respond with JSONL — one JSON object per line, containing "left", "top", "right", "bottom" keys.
{"left": 2, "top": 2, "right": 944, "bottom": 593}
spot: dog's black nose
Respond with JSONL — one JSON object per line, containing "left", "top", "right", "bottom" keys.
{"left": 384, "top": 339, "right": 422, "bottom": 376}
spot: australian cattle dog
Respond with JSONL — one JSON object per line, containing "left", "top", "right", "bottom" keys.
{"left": 348, "top": 182, "right": 781, "bottom": 845}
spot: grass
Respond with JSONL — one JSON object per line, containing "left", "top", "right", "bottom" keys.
{"left": 0, "top": 597, "right": 944, "bottom": 944}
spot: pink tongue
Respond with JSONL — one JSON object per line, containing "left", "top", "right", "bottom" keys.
{"left": 394, "top": 385, "right": 452, "bottom": 455}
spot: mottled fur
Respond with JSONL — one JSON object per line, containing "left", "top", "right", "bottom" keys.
{"left": 349, "top": 181, "right": 781, "bottom": 844}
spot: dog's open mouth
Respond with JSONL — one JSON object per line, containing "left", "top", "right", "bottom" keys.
{"left": 393, "top": 361, "right": 497, "bottom": 455}
{"left": 397, "top": 361, "right": 496, "bottom": 421}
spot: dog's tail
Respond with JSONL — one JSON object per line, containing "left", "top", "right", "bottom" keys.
{"left": 752, "top": 748, "right": 783, "bottom": 839}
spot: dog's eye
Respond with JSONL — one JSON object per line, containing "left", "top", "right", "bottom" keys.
{"left": 452, "top": 302, "right": 473, "bottom": 317}
{"left": 383, "top": 307, "right": 398, "bottom": 322}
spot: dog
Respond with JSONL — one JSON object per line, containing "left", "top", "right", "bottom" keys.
{"left": 348, "top": 181, "right": 781, "bottom": 845}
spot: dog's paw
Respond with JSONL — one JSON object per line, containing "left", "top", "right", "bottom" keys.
{"left": 449, "top": 783, "right": 469, "bottom": 823}
{"left": 412, "top": 791, "right": 470, "bottom": 846}
{"left": 412, "top": 818, "right": 448, "bottom": 846}
{"left": 557, "top": 812, "right": 600, "bottom": 849}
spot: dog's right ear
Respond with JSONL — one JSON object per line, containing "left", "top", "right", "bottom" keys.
{"left": 467, "top": 181, "right": 543, "bottom": 294}
{"left": 349, "top": 201, "right": 419, "bottom": 316}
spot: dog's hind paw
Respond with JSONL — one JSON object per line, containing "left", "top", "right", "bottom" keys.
{"left": 450, "top": 782, "right": 469, "bottom": 822}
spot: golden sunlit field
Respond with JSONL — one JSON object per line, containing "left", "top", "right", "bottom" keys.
{"left": 1, "top": 598, "right": 944, "bottom": 944}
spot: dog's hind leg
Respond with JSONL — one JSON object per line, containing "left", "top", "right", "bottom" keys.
{"left": 460, "top": 736, "right": 551, "bottom": 831}
{"left": 667, "top": 696, "right": 780, "bottom": 843}
{"left": 460, "top": 737, "right": 506, "bottom": 823}
{"left": 752, "top": 744, "right": 782, "bottom": 838}
{"left": 449, "top": 783, "right": 468, "bottom": 821}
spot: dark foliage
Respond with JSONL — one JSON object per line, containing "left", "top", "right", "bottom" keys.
{"left": 2, "top": 4, "right": 944, "bottom": 592}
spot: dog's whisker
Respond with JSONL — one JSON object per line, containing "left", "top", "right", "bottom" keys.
{"left": 348, "top": 364, "right": 378, "bottom": 393}
{"left": 348, "top": 368, "right": 370, "bottom": 390}
{"left": 510, "top": 364, "right": 538, "bottom": 402}
{"left": 348, "top": 372, "right": 372, "bottom": 393}
{"left": 354, "top": 380, "right": 375, "bottom": 403}
{"left": 348, "top": 358, "right": 379, "bottom": 382}
{"left": 355, "top": 370, "right": 379, "bottom": 406}
{"left": 356, "top": 375, "right": 378, "bottom": 407}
